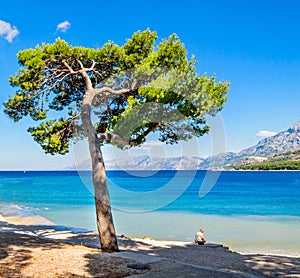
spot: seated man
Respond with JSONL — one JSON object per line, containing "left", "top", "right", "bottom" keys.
{"left": 194, "top": 228, "right": 206, "bottom": 245}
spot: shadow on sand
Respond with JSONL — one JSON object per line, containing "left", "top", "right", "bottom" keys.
{"left": 1, "top": 221, "right": 299, "bottom": 277}
{"left": 0, "top": 221, "right": 148, "bottom": 278}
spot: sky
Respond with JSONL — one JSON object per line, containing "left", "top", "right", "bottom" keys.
{"left": 0, "top": 0, "right": 300, "bottom": 170}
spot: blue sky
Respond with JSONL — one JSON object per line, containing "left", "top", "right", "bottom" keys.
{"left": 0, "top": 0, "right": 300, "bottom": 169}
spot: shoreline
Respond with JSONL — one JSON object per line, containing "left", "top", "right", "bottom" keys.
{"left": 0, "top": 209, "right": 299, "bottom": 259}
{"left": 1, "top": 212, "right": 299, "bottom": 277}
{"left": 1, "top": 202, "right": 299, "bottom": 257}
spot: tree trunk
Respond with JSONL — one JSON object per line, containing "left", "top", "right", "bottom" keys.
{"left": 90, "top": 135, "right": 119, "bottom": 252}
{"left": 81, "top": 102, "right": 119, "bottom": 252}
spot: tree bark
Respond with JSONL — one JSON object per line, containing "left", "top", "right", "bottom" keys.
{"left": 82, "top": 92, "right": 119, "bottom": 252}
{"left": 90, "top": 132, "right": 119, "bottom": 252}
{"left": 79, "top": 71, "right": 134, "bottom": 252}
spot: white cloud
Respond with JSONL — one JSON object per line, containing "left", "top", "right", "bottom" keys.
{"left": 0, "top": 20, "right": 19, "bottom": 43}
{"left": 56, "top": 20, "right": 71, "bottom": 32}
{"left": 137, "top": 140, "right": 164, "bottom": 150}
{"left": 256, "top": 130, "right": 277, "bottom": 137}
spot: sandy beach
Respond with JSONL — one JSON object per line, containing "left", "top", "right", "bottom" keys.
{"left": 0, "top": 213, "right": 299, "bottom": 277}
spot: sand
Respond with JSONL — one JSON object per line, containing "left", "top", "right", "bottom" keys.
{"left": 0, "top": 213, "right": 299, "bottom": 277}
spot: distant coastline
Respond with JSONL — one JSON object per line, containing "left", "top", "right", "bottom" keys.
{"left": 2, "top": 168, "right": 300, "bottom": 172}
{"left": 66, "top": 121, "right": 300, "bottom": 171}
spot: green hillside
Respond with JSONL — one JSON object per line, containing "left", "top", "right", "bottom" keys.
{"left": 234, "top": 149, "right": 300, "bottom": 170}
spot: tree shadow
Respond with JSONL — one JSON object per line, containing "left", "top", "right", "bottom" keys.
{"left": 0, "top": 231, "right": 67, "bottom": 278}
{"left": 84, "top": 252, "right": 150, "bottom": 278}
{"left": 0, "top": 223, "right": 152, "bottom": 278}
{"left": 243, "top": 254, "right": 300, "bottom": 277}
{"left": 0, "top": 220, "right": 88, "bottom": 241}
{"left": 1, "top": 221, "right": 299, "bottom": 278}
{"left": 62, "top": 232, "right": 101, "bottom": 248}
{"left": 64, "top": 233, "right": 300, "bottom": 277}
{"left": 110, "top": 238, "right": 300, "bottom": 277}
{"left": 67, "top": 234, "right": 153, "bottom": 277}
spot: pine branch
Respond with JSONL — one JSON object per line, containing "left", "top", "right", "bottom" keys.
{"left": 97, "top": 132, "right": 131, "bottom": 146}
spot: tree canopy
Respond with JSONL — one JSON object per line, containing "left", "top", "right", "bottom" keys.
{"left": 4, "top": 29, "right": 229, "bottom": 154}
{"left": 4, "top": 29, "right": 230, "bottom": 252}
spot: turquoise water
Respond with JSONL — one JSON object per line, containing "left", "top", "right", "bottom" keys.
{"left": 0, "top": 170, "right": 299, "bottom": 255}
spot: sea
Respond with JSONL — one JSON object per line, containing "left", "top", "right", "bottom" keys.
{"left": 0, "top": 170, "right": 299, "bottom": 256}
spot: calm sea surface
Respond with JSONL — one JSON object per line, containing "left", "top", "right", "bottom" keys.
{"left": 0, "top": 170, "right": 299, "bottom": 255}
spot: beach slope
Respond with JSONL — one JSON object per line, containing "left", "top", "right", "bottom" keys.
{"left": 0, "top": 214, "right": 299, "bottom": 277}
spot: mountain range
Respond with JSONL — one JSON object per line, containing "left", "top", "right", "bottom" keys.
{"left": 68, "top": 120, "right": 300, "bottom": 170}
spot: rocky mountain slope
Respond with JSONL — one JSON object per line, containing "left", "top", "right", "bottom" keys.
{"left": 237, "top": 121, "right": 300, "bottom": 157}
{"left": 67, "top": 120, "right": 300, "bottom": 170}
{"left": 105, "top": 155, "right": 204, "bottom": 170}
{"left": 207, "top": 120, "right": 300, "bottom": 169}
{"left": 71, "top": 155, "right": 204, "bottom": 170}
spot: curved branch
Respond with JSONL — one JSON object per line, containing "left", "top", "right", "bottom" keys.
{"left": 97, "top": 79, "right": 138, "bottom": 96}
{"left": 97, "top": 86, "right": 132, "bottom": 96}
{"left": 90, "top": 60, "right": 97, "bottom": 70}
{"left": 91, "top": 69, "right": 103, "bottom": 79}
{"left": 62, "top": 60, "right": 76, "bottom": 73}
{"left": 39, "top": 73, "right": 72, "bottom": 94}
{"left": 97, "top": 132, "right": 131, "bottom": 146}
{"left": 84, "top": 80, "right": 138, "bottom": 106}
{"left": 77, "top": 59, "right": 84, "bottom": 70}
